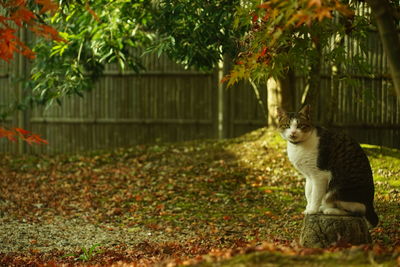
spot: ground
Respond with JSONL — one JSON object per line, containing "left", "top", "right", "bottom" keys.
{"left": 0, "top": 128, "right": 399, "bottom": 266}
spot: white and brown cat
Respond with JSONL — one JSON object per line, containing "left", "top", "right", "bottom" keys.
{"left": 277, "top": 105, "right": 378, "bottom": 227}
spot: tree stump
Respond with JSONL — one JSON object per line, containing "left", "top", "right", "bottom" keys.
{"left": 300, "top": 214, "right": 372, "bottom": 248}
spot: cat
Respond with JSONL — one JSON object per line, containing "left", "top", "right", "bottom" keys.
{"left": 277, "top": 105, "right": 379, "bottom": 227}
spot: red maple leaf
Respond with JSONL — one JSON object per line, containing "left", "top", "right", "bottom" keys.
{"left": 11, "top": 6, "right": 36, "bottom": 26}
{"left": 15, "top": 127, "right": 31, "bottom": 136}
{"left": 0, "top": 128, "right": 17, "bottom": 142}
{"left": 35, "top": 0, "right": 59, "bottom": 14}
{"left": 0, "top": 28, "right": 17, "bottom": 41}
{"left": 1, "top": 0, "right": 62, "bottom": 62}
{"left": 260, "top": 46, "right": 268, "bottom": 57}
{"left": 0, "top": 28, "right": 19, "bottom": 62}
{"left": 0, "top": 127, "right": 48, "bottom": 144}
{"left": 20, "top": 45, "right": 36, "bottom": 59}
{"left": 24, "top": 134, "right": 49, "bottom": 145}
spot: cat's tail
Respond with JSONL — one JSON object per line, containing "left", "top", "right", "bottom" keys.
{"left": 365, "top": 206, "right": 379, "bottom": 227}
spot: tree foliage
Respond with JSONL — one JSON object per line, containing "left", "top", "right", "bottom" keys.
{"left": 149, "top": 0, "right": 244, "bottom": 71}
{"left": 0, "top": 0, "right": 61, "bottom": 62}
{"left": 0, "top": 0, "right": 61, "bottom": 144}
{"left": 29, "top": 0, "right": 153, "bottom": 107}
{"left": 226, "top": 0, "right": 372, "bottom": 91}
{"left": 19, "top": 0, "right": 245, "bottom": 110}
{"left": 1, "top": 0, "right": 386, "bottom": 109}
{"left": 1, "top": 0, "right": 399, "bottom": 143}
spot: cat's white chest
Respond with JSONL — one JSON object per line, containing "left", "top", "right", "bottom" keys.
{"left": 287, "top": 133, "right": 320, "bottom": 176}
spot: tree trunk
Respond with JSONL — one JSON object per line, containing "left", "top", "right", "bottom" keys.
{"left": 217, "top": 54, "right": 233, "bottom": 139}
{"left": 302, "top": 34, "right": 322, "bottom": 109}
{"left": 300, "top": 214, "right": 372, "bottom": 248}
{"left": 267, "top": 69, "right": 296, "bottom": 127}
{"left": 301, "top": 25, "right": 323, "bottom": 125}
{"left": 365, "top": 0, "right": 400, "bottom": 98}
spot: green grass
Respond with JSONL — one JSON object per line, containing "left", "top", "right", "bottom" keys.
{"left": 363, "top": 144, "right": 400, "bottom": 187}
{"left": 62, "top": 244, "right": 103, "bottom": 262}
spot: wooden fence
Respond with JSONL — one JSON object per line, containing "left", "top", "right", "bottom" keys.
{"left": 1, "top": 26, "right": 400, "bottom": 154}
{"left": 313, "top": 28, "right": 400, "bottom": 149}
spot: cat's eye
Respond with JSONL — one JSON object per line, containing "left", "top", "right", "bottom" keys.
{"left": 281, "top": 124, "right": 290, "bottom": 129}
{"left": 298, "top": 124, "right": 309, "bottom": 130}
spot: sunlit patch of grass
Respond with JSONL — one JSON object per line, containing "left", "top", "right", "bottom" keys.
{"left": 361, "top": 144, "right": 400, "bottom": 194}
{"left": 362, "top": 144, "right": 400, "bottom": 184}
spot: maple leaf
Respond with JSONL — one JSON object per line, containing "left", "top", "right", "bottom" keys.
{"left": 22, "top": 133, "right": 49, "bottom": 145}
{"left": 315, "top": 7, "right": 332, "bottom": 21}
{"left": 0, "top": 28, "right": 17, "bottom": 41}
{"left": 308, "top": 0, "right": 322, "bottom": 8}
{"left": 334, "top": 0, "right": 355, "bottom": 18}
{"left": 220, "top": 74, "right": 231, "bottom": 84}
{"left": 35, "top": 0, "right": 59, "bottom": 14}
{"left": 0, "top": 128, "right": 17, "bottom": 142}
{"left": 0, "top": 0, "right": 63, "bottom": 62}
{"left": 287, "top": 11, "right": 312, "bottom": 27}
{"left": 260, "top": 46, "right": 268, "bottom": 57}
{"left": 0, "top": 45, "right": 12, "bottom": 62}
{"left": 0, "top": 29, "right": 18, "bottom": 62}
{"left": 11, "top": 6, "right": 36, "bottom": 26}
{"left": 227, "top": 68, "right": 242, "bottom": 87}
{"left": 15, "top": 127, "right": 31, "bottom": 136}
{"left": 20, "top": 46, "right": 36, "bottom": 59}
{"left": 0, "top": 127, "right": 48, "bottom": 144}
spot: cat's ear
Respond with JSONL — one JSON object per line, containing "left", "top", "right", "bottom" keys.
{"left": 277, "top": 107, "right": 286, "bottom": 118}
{"left": 299, "top": 104, "right": 311, "bottom": 120}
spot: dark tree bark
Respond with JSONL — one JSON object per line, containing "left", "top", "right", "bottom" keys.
{"left": 365, "top": 0, "right": 400, "bottom": 98}
{"left": 302, "top": 29, "right": 323, "bottom": 110}
{"left": 300, "top": 214, "right": 372, "bottom": 248}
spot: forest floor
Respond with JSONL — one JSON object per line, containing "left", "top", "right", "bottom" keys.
{"left": 0, "top": 128, "right": 399, "bottom": 266}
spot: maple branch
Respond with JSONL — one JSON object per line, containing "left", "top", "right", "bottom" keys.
{"left": 0, "top": 127, "right": 48, "bottom": 144}
{"left": 0, "top": 0, "right": 61, "bottom": 62}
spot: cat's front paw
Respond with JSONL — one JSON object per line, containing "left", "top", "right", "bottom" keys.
{"left": 303, "top": 208, "right": 319, "bottom": 215}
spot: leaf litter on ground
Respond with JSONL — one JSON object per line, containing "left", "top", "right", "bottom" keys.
{"left": 0, "top": 127, "right": 398, "bottom": 266}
